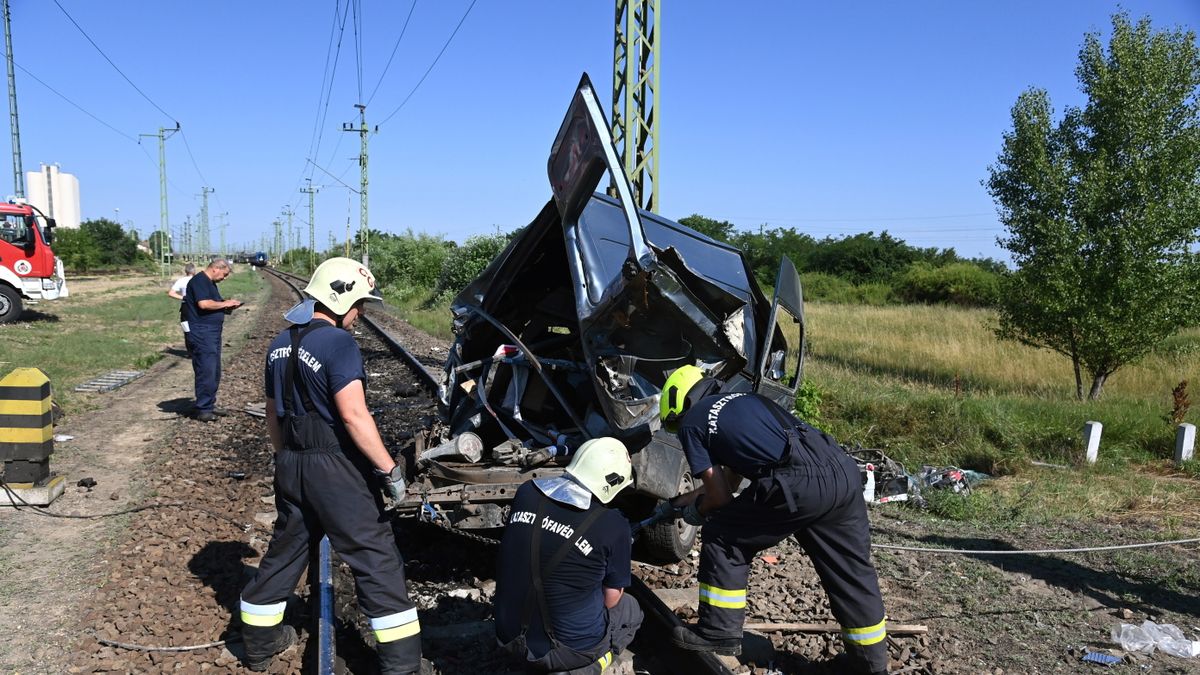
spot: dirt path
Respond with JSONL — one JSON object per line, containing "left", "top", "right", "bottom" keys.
{"left": 0, "top": 289, "right": 263, "bottom": 673}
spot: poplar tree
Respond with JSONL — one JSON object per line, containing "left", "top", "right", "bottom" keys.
{"left": 986, "top": 13, "right": 1200, "bottom": 400}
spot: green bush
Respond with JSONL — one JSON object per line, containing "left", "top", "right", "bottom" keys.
{"left": 434, "top": 233, "right": 510, "bottom": 299}
{"left": 895, "top": 262, "right": 1001, "bottom": 307}
{"left": 801, "top": 273, "right": 894, "bottom": 305}
{"left": 371, "top": 230, "right": 451, "bottom": 290}
{"left": 53, "top": 227, "right": 103, "bottom": 272}
{"left": 793, "top": 379, "right": 824, "bottom": 427}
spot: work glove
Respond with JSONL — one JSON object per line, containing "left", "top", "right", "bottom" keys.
{"left": 376, "top": 463, "right": 407, "bottom": 503}
{"left": 680, "top": 501, "right": 706, "bottom": 526}
{"left": 651, "top": 499, "right": 682, "bottom": 524}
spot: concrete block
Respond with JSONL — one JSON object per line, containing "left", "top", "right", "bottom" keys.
{"left": 1176, "top": 423, "right": 1196, "bottom": 464}
{"left": 0, "top": 474, "right": 65, "bottom": 507}
{"left": 1083, "top": 421, "right": 1103, "bottom": 464}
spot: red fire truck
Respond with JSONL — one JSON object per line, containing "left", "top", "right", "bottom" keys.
{"left": 0, "top": 200, "right": 67, "bottom": 323}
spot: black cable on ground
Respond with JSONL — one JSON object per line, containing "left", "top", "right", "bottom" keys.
{"left": 0, "top": 478, "right": 263, "bottom": 533}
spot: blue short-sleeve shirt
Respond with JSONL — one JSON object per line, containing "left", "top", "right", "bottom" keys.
{"left": 264, "top": 322, "right": 366, "bottom": 433}
{"left": 678, "top": 393, "right": 790, "bottom": 477}
{"left": 494, "top": 482, "right": 632, "bottom": 656}
{"left": 183, "top": 273, "right": 225, "bottom": 331}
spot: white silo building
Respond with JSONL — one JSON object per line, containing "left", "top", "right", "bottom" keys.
{"left": 25, "top": 163, "right": 81, "bottom": 229}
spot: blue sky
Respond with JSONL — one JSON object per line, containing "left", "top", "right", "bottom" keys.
{"left": 8, "top": 1, "right": 1200, "bottom": 261}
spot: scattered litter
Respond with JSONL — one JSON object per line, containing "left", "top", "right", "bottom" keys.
{"left": 72, "top": 370, "right": 144, "bottom": 393}
{"left": 1081, "top": 650, "right": 1122, "bottom": 666}
{"left": 227, "top": 471, "right": 247, "bottom": 481}
{"left": 760, "top": 555, "right": 779, "bottom": 564}
{"left": 243, "top": 402, "right": 267, "bottom": 418}
{"left": 76, "top": 477, "right": 96, "bottom": 489}
{"left": 1112, "top": 620, "right": 1200, "bottom": 657}
{"left": 53, "top": 434, "right": 74, "bottom": 442}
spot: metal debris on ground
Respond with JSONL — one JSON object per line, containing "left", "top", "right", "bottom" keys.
{"left": 72, "top": 370, "right": 145, "bottom": 393}
{"left": 77, "top": 477, "right": 96, "bottom": 489}
{"left": 243, "top": 402, "right": 266, "bottom": 418}
{"left": 1081, "top": 650, "right": 1122, "bottom": 666}
{"left": 844, "top": 446, "right": 991, "bottom": 508}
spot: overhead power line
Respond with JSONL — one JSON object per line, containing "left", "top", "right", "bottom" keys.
{"left": 378, "top": 0, "right": 478, "bottom": 126}
{"left": 366, "top": 0, "right": 418, "bottom": 106}
{"left": 51, "top": 0, "right": 175, "bottom": 123}
{"left": 13, "top": 61, "right": 136, "bottom": 143}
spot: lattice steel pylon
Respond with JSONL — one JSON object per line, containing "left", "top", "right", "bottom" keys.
{"left": 610, "top": 0, "right": 660, "bottom": 213}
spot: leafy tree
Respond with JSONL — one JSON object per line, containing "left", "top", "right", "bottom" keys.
{"left": 147, "top": 230, "right": 173, "bottom": 262}
{"left": 434, "top": 233, "right": 511, "bottom": 299}
{"left": 986, "top": 13, "right": 1200, "bottom": 400}
{"left": 79, "top": 218, "right": 138, "bottom": 266}
{"left": 678, "top": 214, "right": 737, "bottom": 242}
{"left": 52, "top": 227, "right": 102, "bottom": 272}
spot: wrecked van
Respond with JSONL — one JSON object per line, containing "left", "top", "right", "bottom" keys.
{"left": 402, "top": 74, "right": 804, "bottom": 562}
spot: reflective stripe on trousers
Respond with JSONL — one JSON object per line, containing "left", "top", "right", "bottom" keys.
{"left": 371, "top": 607, "right": 421, "bottom": 643}
{"left": 239, "top": 599, "right": 286, "bottom": 627}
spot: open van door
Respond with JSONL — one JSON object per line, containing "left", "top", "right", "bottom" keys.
{"left": 754, "top": 256, "right": 805, "bottom": 407}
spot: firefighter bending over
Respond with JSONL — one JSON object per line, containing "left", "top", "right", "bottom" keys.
{"left": 238, "top": 257, "right": 425, "bottom": 674}
{"left": 495, "top": 437, "right": 644, "bottom": 674}
{"left": 657, "top": 365, "right": 889, "bottom": 675}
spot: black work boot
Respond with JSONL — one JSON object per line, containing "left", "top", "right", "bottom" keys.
{"left": 376, "top": 638, "right": 429, "bottom": 675}
{"left": 670, "top": 625, "right": 742, "bottom": 656}
{"left": 242, "top": 624, "right": 297, "bottom": 671}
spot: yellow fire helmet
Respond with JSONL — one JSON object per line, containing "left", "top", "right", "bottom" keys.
{"left": 565, "top": 437, "right": 633, "bottom": 504}
{"left": 304, "top": 257, "right": 382, "bottom": 316}
{"left": 659, "top": 364, "right": 706, "bottom": 430}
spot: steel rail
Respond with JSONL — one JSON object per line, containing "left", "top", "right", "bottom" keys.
{"left": 259, "top": 266, "right": 735, "bottom": 675}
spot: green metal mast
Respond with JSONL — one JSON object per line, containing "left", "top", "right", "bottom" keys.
{"left": 282, "top": 206, "right": 295, "bottom": 261}
{"left": 302, "top": 179, "right": 320, "bottom": 272}
{"left": 140, "top": 125, "right": 178, "bottom": 277}
{"left": 198, "top": 186, "right": 213, "bottom": 259}
{"left": 610, "top": 0, "right": 660, "bottom": 212}
{"left": 344, "top": 104, "right": 371, "bottom": 267}
{"left": 3, "top": 0, "right": 23, "bottom": 198}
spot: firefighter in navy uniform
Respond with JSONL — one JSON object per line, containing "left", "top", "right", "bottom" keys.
{"left": 495, "top": 437, "right": 644, "bottom": 674}
{"left": 238, "top": 257, "right": 425, "bottom": 674}
{"left": 657, "top": 365, "right": 889, "bottom": 675}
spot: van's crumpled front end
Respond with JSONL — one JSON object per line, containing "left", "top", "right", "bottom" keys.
{"left": 411, "top": 74, "right": 804, "bottom": 562}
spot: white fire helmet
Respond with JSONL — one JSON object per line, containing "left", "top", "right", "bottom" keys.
{"left": 566, "top": 437, "right": 633, "bottom": 504}
{"left": 304, "top": 257, "right": 382, "bottom": 316}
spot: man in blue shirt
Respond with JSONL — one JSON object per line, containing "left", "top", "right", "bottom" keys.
{"left": 656, "top": 365, "right": 888, "bottom": 675}
{"left": 182, "top": 259, "right": 242, "bottom": 421}
{"left": 238, "top": 257, "right": 425, "bottom": 674}
{"left": 495, "top": 437, "right": 643, "bottom": 674}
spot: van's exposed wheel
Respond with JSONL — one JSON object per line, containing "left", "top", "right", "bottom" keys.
{"left": 0, "top": 285, "right": 22, "bottom": 324}
{"left": 643, "top": 466, "right": 699, "bottom": 563}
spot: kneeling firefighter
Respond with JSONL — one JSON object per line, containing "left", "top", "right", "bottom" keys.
{"left": 238, "top": 257, "right": 424, "bottom": 673}
{"left": 495, "top": 437, "right": 645, "bottom": 674}
{"left": 656, "top": 365, "right": 889, "bottom": 675}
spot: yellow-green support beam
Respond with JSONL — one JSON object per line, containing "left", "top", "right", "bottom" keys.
{"left": 611, "top": 0, "right": 660, "bottom": 213}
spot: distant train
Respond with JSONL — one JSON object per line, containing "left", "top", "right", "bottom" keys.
{"left": 250, "top": 252, "right": 269, "bottom": 267}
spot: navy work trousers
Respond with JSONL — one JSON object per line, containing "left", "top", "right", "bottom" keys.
{"left": 698, "top": 452, "right": 888, "bottom": 674}
{"left": 241, "top": 444, "right": 421, "bottom": 672}
{"left": 187, "top": 328, "right": 222, "bottom": 412}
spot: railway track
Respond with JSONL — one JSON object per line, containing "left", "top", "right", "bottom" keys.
{"left": 261, "top": 267, "right": 734, "bottom": 675}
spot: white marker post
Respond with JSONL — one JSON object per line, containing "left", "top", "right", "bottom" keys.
{"left": 1083, "top": 421, "right": 1103, "bottom": 465}
{"left": 1176, "top": 423, "right": 1196, "bottom": 465}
